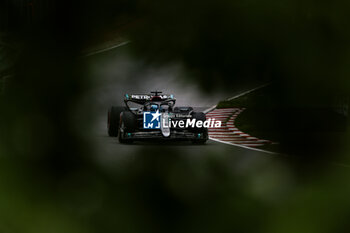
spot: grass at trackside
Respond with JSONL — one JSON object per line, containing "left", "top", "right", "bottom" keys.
{"left": 216, "top": 85, "right": 281, "bottom": 152}
{"left": 216, "top": 85, "right": 278, "bottom": 109}
{"left": 216, "top": 85, "right": 349, "bottom": 155}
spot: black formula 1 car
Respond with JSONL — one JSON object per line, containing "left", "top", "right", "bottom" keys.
{"left": 107, "top": 91, "right": 208, "bottom": 144}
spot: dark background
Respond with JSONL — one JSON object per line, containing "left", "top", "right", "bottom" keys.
{"left": 0, "top": 1, "right": 349, "bottom": 232}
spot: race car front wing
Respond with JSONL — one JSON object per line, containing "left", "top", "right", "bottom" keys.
{"left": 124, "top": 130, "right": 207, "bottom": 140}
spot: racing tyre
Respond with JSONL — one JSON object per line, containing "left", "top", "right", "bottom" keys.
{"left": 108, "top": 106, "right": 124, "bottom": 137}
{"left": 118, "top": 111, "right": 137, "bottom": 144}
{"left": 191, "top": 112, "right": 208, "bottom": 144}
{"left": 192, "top": 130, "right": 208, "bottom": 144}
{"left": 174, "top": 106, "right": 193, "bottom": 113}
{"left": 191, "top": 112, "right": 206, "bottom": 132}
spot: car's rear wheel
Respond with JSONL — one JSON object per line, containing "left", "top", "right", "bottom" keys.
{"left": 174, "top": 106, "right": 193, "bottom": 113}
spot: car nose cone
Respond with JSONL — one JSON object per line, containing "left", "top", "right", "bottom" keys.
{"left": 161, "top": 113, "right": 171, "bottom": 137}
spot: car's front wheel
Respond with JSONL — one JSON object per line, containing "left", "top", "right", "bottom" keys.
{"left": 118, "top": 122, "right": 133, "bottom": 144}
{"left": 118, "top": 111, "right": 137, "bottom": 144}
{"left": 191, "top": 112, "right": 208, "bottom": 144}
{"left": 108, "top": 106, "right": 124, "bottom": 137}
{"left": 192, "top": 130, "right": 208, "bottom": 144}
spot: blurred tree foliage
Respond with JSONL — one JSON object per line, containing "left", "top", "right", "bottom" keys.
{"left": 0, "top": 0, "right": 350, "bottom": 233}
{"left": 129, "top": 0, "right": 350, "bottom": 94}
{"left": 127, "top": 0, "right": 350, "bottom": 157}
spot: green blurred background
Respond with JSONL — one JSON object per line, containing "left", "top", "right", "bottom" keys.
{"left": 0, "top": 0, "right": 349, "bottom": 232}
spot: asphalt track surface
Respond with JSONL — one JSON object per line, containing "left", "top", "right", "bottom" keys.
{"left": 83, "top": 43, "right": 279, "bottom": 168}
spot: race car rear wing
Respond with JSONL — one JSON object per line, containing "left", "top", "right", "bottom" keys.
{"left": 123, "top": 93, "right": 176, "bottom": 113}
{"left": 124, "top": 93, "right": 175, "bottom": 103}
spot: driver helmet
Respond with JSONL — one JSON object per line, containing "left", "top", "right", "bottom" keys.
{"left": 150, "top": 104, "right": 158, "bottom": 112}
